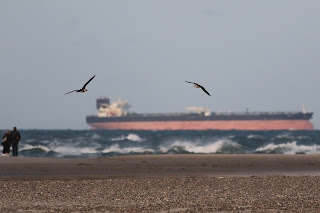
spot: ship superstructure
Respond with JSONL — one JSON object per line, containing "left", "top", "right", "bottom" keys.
{"left": 96, "top": 96, "right": 130, "bottom": 117}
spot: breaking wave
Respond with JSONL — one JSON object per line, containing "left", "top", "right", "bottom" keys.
{"left": 20, "top": 144, "right": 51, "bottom": 153}
{"left": 102, "top": 144, "right": 154, "bottom": 154}
{"left": 160, "top": 139, "right": 241, "bottom": 154}
{"left": 256, "top": 141, "right": 320, "bottom": 154}
{"left": 111, "top": 133, "right": 145, "bottom": 142}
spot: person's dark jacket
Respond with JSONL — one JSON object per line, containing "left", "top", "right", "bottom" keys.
{"left": 2, "top": 132, "right": 11, "bottom": 154}
{"left": 10, "top": 130, "right": 20, "bottom": 144}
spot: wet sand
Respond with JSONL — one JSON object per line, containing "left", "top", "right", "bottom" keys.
{"left": 1, "top": 154, "right": 320, "bottom": 212}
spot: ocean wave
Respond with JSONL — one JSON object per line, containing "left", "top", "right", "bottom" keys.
{"left": 102, "top": 144, "right": 154, "bottom": 154}
{"left": 255, "top": 141, "right": 320, "bottom": 154}
{"left": 273, "top": 133, "right": 294, "bottom": 140}
{"left": 52, "top": 146, "right": 99, "bottom": 155}
{"left": 160, "top": 139, "right": 241, "bottom": 154}
{"left": 111, "top": 133, "right": 145, "bottom": 142}
{"left": 272, "top": 133, "right": 311, "bottom": 143}
{"left": 20, "top": 144, "right": 51, "bottom": 152}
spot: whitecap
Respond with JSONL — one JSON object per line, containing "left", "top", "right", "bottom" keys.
{"left": 20, "top": 144, "right": 51, "bottom": 152}
{"left": 160, "top": 139, "right": 241, "bottom": 154}
{"left": 111, "top": 133, "right": 144, "bottom": 142}
{"left": 126, "top": 133, "right": 144, "bottom": 142}
{"left": 52, "top": 146, "right": 98, "bottom": 155}
{"left": 256, "top": 141, "right": 320, "bottom": 154}
{"left": 274, "top": 133, "right": 293, "bottom": 140}
{"left": 111, "top": 135, "right": 126, "bottom": 141}
{"left": 102, "top": 144, "right": 154, "bottom": 154}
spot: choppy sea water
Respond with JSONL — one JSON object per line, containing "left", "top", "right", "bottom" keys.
{"left": 2, "top": 130, "right": 320, "bottom": 158}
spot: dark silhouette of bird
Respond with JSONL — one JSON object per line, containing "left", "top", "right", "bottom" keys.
{"left": 185, "top": 81, "right": 211, "bottom": 96}
{"left": 65, "top": 75, "right": 96, "bottom": 95}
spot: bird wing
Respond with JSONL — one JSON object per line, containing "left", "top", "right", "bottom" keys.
{"left": 82, "top": 75, "right": 96, "bottom": 90}
{"left": 200, "top": 86, "right": 211, "bottom": 96}
{"left": 65, "top": 90, "right": 78, "bottom": 95}
{"left": 185, "top": 81, "right": 197, "bottom": 85}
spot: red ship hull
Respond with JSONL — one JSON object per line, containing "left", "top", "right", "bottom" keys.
{"left": 88, "top": 120, "right": 314, "bottom": 130}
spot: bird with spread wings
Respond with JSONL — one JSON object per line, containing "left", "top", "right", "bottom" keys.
{"left": 65, "top": 75, "right": 96, "bottom": 95}
{"left": 185, "top": 81, "right": 211, "bottom": 96}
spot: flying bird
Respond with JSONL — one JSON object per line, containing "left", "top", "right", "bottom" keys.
{"left": 65, "top": 75, "right": 96, "bottom": 95}
{"left": 185, "top": 81, "right": 211, "bottom": 96}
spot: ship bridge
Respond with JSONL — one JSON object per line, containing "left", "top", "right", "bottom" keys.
{"left": 97, "top": 96, "right": 130, "bottom": 117}
{"left": 185, "top": 107, "right": 211, "bottom": 116}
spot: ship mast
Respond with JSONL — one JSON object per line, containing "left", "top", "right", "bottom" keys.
{"left": 302, "top": 104, "right": 306, "bottom": 114}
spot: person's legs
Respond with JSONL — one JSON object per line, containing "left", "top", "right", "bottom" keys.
{"left": 12, "top": 143, "right": 18, "bottom": 156}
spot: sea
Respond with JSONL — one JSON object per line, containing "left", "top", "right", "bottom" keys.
{"left": 2, "top": 130, "right": 320, "bottom": 158}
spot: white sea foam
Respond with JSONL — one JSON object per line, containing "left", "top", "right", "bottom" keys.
{"left": 274, "top": 133, "right": 293, "bottom": 140}
{"left": 102, "top": 144, "right": 154, "bottom": 154}
{"left": 111, "top": 133, "right": 144, "bottom": 142}
{"left": 127, "top": 133, "right": 144, "bottom": 142}
{"left": 52, "top": 146, "right": 99, "bottom": 156}
{"left": 20, "top": 144, "right": 51, "bottom": 152}
{"left": 256, "top": 141, "right": 320, "bottom": 154}
{"left": 272, "top": 134, "right": 310, "bottom": 142}
{"left": 111, "top": 136, "right": 125, "bottom": 141}
{"left": 160, "top": 139, "right": 241, "bottom": 154}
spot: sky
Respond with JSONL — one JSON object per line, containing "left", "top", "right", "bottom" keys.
{"left": 0, "top": 1, "right": 320, "bottom": 129}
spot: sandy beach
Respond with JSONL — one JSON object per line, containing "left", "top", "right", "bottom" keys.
{"left": 1, "top": 154, "right": 320, "bottom": 212}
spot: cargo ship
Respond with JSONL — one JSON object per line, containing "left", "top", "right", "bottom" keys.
{"left": 86, "top": 97, "right": 314, "bottom": 130}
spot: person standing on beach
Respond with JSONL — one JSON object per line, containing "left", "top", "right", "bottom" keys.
{"left": 10, "top": 127, "right": 21, "bottom": 156}
{"left": 2, "top": 130, "right": 11, "bottom": 157}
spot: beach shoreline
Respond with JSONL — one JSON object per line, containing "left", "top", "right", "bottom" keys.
{"left": 1, "top": 154, "right": 320, "bottom": 179}
{"left": 1, "top": 154, "right": 320, "bottom": 212}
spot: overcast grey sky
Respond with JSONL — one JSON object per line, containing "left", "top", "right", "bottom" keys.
{"left": 1, "top": 1, "right": 320, "bottom": 129}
